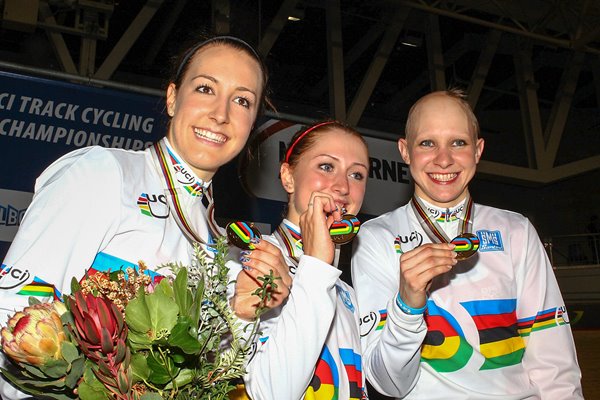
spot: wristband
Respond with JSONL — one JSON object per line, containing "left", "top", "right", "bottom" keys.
{"left": 395, "top": 293, "right": 427, "bottom": 315}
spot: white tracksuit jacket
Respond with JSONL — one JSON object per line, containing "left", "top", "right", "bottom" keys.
{"left": 0, "top": 138, "right": 240, "bottom": 399}
{"left": 244, "top": 220, "right": 367, "bottom": 400}
{"left": 351, "top": 199, "right": 582, "bottom": 399}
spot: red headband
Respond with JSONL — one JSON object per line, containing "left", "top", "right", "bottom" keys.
{"left": 284, "top": 121, "right": 336, "bottom": 163}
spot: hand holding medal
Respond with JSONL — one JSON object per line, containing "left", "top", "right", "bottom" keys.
{"left": 299, "top": 193, "right": 359, "bottom": 264}
{"left": 226, "top": 221, "right": 262, "bottom": 250}
{"left": 329, "top": 211, "right": 361, "bottom": 245}
{"left": 411, "top": 196, "right": 480, "bottom": 261}
{"left": 226, "top": 221, "right": 293, "bottom": 321}
{"left": 450, "top": 233, "right": 480, "bottom": 260}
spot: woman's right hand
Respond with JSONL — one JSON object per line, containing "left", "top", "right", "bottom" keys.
{"left": 231, "top": 239, "right": 292, "bottom": 320}
{"left": 398, "top": 243, "right": 457, "bottom": 309}
{"left": 298, "top": 192, "right": 342, "bottom": 265}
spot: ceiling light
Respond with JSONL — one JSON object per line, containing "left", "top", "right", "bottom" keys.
{"left": 287, "top": 7, "right": 304, "bottom": 22}
{"left": 400, "top": 35, "right": 422, "bottom": 48}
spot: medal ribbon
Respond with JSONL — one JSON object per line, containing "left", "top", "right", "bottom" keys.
{"left": 150, "top": 139, "right": 221, "bottom": 246}
{"left": 273, "top": 220, "right": 341, "bottom": 270}
{"left": 273, "top": 221, "right": 303, "bottom": 269}
{"left": 410, "top": 195, "right": 474, "bottom": 244}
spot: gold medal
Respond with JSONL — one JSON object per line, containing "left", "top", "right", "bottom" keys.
{"left": 329, "top": 214, "right": 361, "bottom": 245}
{"left": 411, "top": 196, "right": 478, "bottom": 262}
{"left": 226, "top": 221, "right": 262, "bottom": 250}
{"left": 450, "top": 233, "right": 480, "bottom": 260}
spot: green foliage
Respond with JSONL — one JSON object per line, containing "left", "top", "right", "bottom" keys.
{"left": 77, "top": 364, "right": 112, "bottom": 400}
{"left": 1, "top": 237, "right": 269, "bottom": 399}
{"left": 120, "top": 237, "right": 263, "bottom": 399}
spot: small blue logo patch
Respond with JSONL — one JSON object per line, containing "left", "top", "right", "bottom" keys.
{"left": 476, "top": 230, "right": 504, "bottom": 252}
{"left": 336, "top": 284, "right": 355, "bottom": 312}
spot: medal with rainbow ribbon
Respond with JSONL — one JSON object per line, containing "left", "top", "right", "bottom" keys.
{"left": 226, "top": 221, "right": 262, "bottom": 250}
{"left": 411, "top": 195, "right": 479, "bottom": 261}
{"left": 329, "top": 214, "right": 361, "bottom": 245}
{"left": 450, "top": 232, "right": 480, "bottom": 260}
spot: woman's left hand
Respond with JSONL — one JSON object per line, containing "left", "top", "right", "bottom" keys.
{"left": 231, "top": 239, "right": 292, "bottom": 320}
{"left": 299, "top": 192, "right": 341, "bottom": 265}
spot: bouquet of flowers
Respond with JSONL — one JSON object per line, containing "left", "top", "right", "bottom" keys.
{"left": 1, "top": 238, "right": 275, "bottom": 399}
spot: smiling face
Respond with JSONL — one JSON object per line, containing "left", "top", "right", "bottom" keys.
{"left": 399, "top": 92, "right": 485, "bottom": 208}
{"left": 165, "top": 43, "right": 263, "bottom": 181}
{"left": 280, "top": 128, "right": 369, "bottom": 225}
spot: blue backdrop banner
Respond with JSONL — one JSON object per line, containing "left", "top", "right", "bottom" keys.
{"left": 0, "top": 70, "right": 167, "bottom": 257}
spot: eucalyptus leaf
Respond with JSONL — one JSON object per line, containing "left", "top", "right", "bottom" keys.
{"left": 168, "top": 318, "right": 201, "bottom": 354}
{"left": 70, "top": 277, "right": 81, "bottom": 294}
{"left": 170, "top": 351, "right": 186, "bottom": 364}
{"left": 153, "top": 276, "right": 175, "bottom": 298}
{"left": 64, "top": 357, "right": 85, "bottom": 389}
{"left": 147, "top": 351, "right": 179, "bottom": 385}
{"left": 125, "top": 289, "right": 152, "bottom": 333}
{"left": 145, "top": 283, "right": 179, "bottom": 336}
{"left": 78, "top": 381, "right": 111, "bottom": 400}
{"left": 78, "top": 366, "right": 111, "bottom": 400}
{"left": 173, "top": 268, "right": 193, "bottom": 314}
{"left": 0, "top": 367, "right": 74, "bottom": 399}
{"left": 21, "top": 363, "right": 49, "bottom": 379}
{"left": 27, "top": 296, "right": 42, "bottom": 306}
{"left": 126, "top": 330, "right": 154, "bottom": 349}
{"left": 164, "top": 368, "right": 194, "bottom": 389}
{"left": 140, "top": 393, "right": 164, "bottom": 400}
{"left": 60, "top": 310, "right": 75, "bottom": 327}
{"left": 40, "top": 359, "right": 69, "bottom": 378}
{"left": 130, "top": 352, "right": 151, "bottom": 382}
{"left": 60, "top": 341, "right": 79, "bottom": 364}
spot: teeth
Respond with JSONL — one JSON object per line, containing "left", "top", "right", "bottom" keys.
{"left": 429, "top": 173, "right": 457, "bottom": 182}
{"left": 334, "top": 202, "right": 347, "bottom": 214}
{"left": 193, "top": 128, "right": 226, "bottom": 144}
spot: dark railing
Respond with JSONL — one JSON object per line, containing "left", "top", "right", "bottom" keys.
{"left": 544, "top": 233, "right": 600, "bottom": 268}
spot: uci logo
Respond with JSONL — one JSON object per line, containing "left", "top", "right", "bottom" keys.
{"left": 0, "top": 264, "right": 31, "bottom": 289}
{"left": 394, "top": 230, "right": 424, "bottom": 254}
{"left": 137, "top": 193, "right": 169, "bottom": 218}
{"left": 556, "top": 305, "right": 570, "bottom": 324}
{"left": 425, "top": 207, "right": 442, "bottom": 219}
{"left": 360, "top": 311, "right": 378, "bottom": 337}
{"left": 174, "top": 164, "right": 196, "bottom": 185}
{"left": 246, "top": 341, "right": 259, "bottom": 362}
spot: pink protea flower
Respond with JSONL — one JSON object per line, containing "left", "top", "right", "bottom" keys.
{"left": 67, "top": 291, "right": 127, "bottom": 362}
{"left": 1, "top": 302, "right": 68, "bottom": 366}
{"left": 68, "top": 291, "right": 134, "bottom": 398}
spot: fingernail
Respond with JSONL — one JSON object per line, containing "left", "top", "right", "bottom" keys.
{"left": 241, "top": 265, "right": 253, "bottom": 271}
{"left": 250, "top": 237, "right": 261, "bottom": 244}
{"left": 240, "top": 250, "right": 252, "bottom": 256}
{"left": 239, "top": 256, "right": 250, "bottom": 263}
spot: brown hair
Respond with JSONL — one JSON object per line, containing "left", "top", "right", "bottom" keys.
{"left": 169, "top": 35, "right": 272, "bottom": 118}
{"left": 405, "top": 88, "right": 480, "bottom": 140}
{"left": 284, "top": 120, "right": 368, "bottom": 168}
